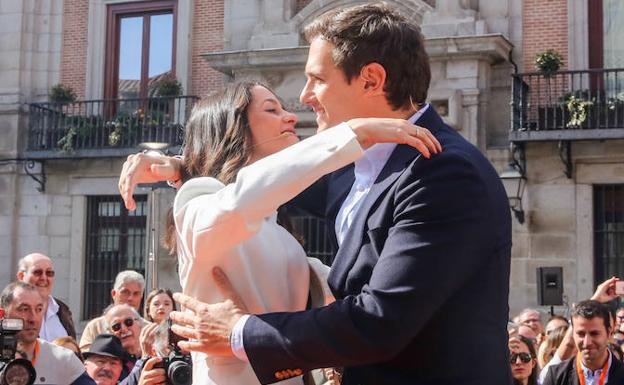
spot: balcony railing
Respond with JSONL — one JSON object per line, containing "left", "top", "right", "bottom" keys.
{"left": 26, "top": 95, "right": 199, "bottom": 158}
{"left": 511, "top": 68, "right": 624, "bottom": 141}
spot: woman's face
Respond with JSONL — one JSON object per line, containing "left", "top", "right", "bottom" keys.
{"left": 247, "top": 86, "right": 299, "bottom": 161}
{"left": 149, "top": 293, "right": 174, "bottom": 323}
{"left": 509, "top": 338, "right": 535, "bottom": 382}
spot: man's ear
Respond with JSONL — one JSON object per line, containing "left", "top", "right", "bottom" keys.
{"left": 16, "top": 271, "right": 24, "bottom": 281}
{"left": 359, "top": 62, "right": 387, "bottom": 96}
{"left": 111, "top": 289, "right": 117, "bottom": 301}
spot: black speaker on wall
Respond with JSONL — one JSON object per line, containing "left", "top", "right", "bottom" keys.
{"left": 536, "top": 267, "right": 563, "bottom": 306}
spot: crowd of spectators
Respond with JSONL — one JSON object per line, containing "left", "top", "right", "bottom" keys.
{"left": 0, "top": 252, "right": 177, "bottom": 385}
{"left": 5, "top": 250, "right": 624, "bottom": 385}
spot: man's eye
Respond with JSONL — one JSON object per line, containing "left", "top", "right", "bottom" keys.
{"left": 266, "top": 109, "right": 277, "bottom": 113}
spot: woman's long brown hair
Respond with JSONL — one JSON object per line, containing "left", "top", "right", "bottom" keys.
{"left": 164, "top": 81, "right": 302, "bottom": 253}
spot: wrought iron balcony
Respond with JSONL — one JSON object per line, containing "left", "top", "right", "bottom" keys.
{"left": 510, "top": 68, "right": 624, "bottom": 142}
{"left": 26, "top": 96, "right": 198, "bottom": 158}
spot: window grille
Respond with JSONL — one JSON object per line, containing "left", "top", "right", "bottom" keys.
{"left": 83, "top": 195, "right": 147, "bottom": 320}
{"left": 594, "top": 184, "right": 624, "bottom": 285}
{"left": 292, "top": 216, "right": 335, "bottom": 266}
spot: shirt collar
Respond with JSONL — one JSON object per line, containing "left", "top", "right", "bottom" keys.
{"left": 580, "top": 350, "right": 612, "bottom": 379}
{"left": 353, "top": 104, "right": 430, "bottom": 183}
{"left": 46, "top": 295, "right": 59, "bottom": 317}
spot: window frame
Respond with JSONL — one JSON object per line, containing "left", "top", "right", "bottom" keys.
{"left": 104, "top": 0, "right": 178, "bottom": 100}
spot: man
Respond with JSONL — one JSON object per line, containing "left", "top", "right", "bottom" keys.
{"left": 543, "top": 300, "right": 624, "bottom": 385}
{"left": 16, "top": 252, "right": 76, "bottom": 340}
{"left": 80, "top": 270, "right": 145, "bottom": 351}
{"left": 616, "top": 307, "right": 624, "bottom": 330}
{"left": 103, "top": 304, "right": 144, "bottom": 361}
{"left": 119, "top": 4, "right": 512, "bottom": 384}
{"left": 0, "top": 281, "right": 95, "bottom": 385}
{"left": 83, "top": 334, "right": 126, "bottom": 385}
{"left": 517, "top": 308, "right": 545, "bottom": 336}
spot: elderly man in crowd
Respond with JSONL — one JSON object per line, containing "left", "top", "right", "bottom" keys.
{"left": 517, "top": 308, "right": 545, "bottom": 336}
{"left": 16, "top": 252, "right": 76, "bottom": 340}
{"left": 83, "top": 334, "right": 127, "bottom": 385}
{"left": 0, "top": 281, "right": 95, "bottom": 385}
{"left": 80, "top": 270, "right": 146, "bottom": 351}
{"left": 104, "top": 303, "right": 145, "bottom": 379}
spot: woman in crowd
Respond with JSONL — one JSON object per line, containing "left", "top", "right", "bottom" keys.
{"left": 52, "top": 336, "right": 84, "bottom": 362}
{"left": 143, "top": 288, "right": 176, "bottom": 324}
{"left": 165, "top": 81, "right": 440, "bottom": 385}
{"left": 510, "top": 335, "right": 539, "bottom": 385}
{"left": 537, "top": 324, "right": 568, "bottom": 369}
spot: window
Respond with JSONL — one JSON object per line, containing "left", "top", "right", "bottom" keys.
{"left": 292, "top": 216, "right": 335, "bottom": 266}
{"left": 83, "top": 195, "right": 147, "bottom": 320}
{"left": 594, "top": 184, "right": 624, "bottom": 285}
{"left": 588, "top": 0, "right": 624, "bottom": 94}
{"left": 104, "top": 1, "right": 177, "bottom": 100}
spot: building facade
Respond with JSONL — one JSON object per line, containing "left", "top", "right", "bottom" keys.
{"left": 0, "top": 0, "right": 621, "bottom": 332}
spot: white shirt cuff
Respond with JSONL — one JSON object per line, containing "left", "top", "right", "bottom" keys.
{"left": 230, "top": 314, "right": 250, "bottom": 362}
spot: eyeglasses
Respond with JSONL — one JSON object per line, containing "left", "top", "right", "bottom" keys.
{"left": 30, "top": 269, "right": 55, "bottom": 278}
{"left": 510, "top": 352, "right": 532, "bottom": 364}
{"left": 110, "top": 317, "right": 138, "bottom": 332}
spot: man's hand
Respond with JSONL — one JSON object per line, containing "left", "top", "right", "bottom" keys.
{"left": 170, "top": 268, "right": 248, "bottom": 357}
{"left": 346, "top": 118, "right": 442, "bottom": 156}
{"left": 138, "top": 357, "right": 166, "bottom": 385}
{"left": 140, "top": 322, "right": 159, "bottom": 359}
{"left": 591, "top": 276, "right": 619, "bottom": 303}
{"left": 118, "top": 152, "right": 183, "bottom": 210}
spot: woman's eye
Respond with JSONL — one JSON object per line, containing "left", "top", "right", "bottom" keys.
{"left": 266, "top": 109, "right": 277, "bottom": 113}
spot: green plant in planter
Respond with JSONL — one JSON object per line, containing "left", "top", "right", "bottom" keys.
{"left": 535, "top": 49, "right": 564, "bottom": 76}
{"left": 565, "top": 94, "right": 594, "bottom": 128}
{"left": 149, "top": 75, "right": 183, "bottom": 97}
{"left": 49, "top": 84, "right": 77, "bottom": 104}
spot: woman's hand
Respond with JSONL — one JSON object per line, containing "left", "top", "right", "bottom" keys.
{"left": 118, "top": 152, "right": 183, "bottom": 210}
{"left": 346, "top": 118, "right": 442, "bottom": 157}
{"left": 139, "top": 322, "right": 159, "bottom": 359}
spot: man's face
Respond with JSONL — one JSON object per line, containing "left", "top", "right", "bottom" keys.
{"left": 84, "top": 355, "right": 123, "bottom": 385}
{"left": 111, "top": 282, "right": 143, "bottom": 310}
{"left": 18, "top": 254, "right": 54, "bottom": 299}
{"left": 300, "top": 38, "right": 366, "bottom": 131}
{"left": 105, "top": 307, "right": 141, "bottom": 354}
{"left": 616, "top": 309, "right": 624, "bottom": 328}
{"left": 5, "top": 287, "right": 44, "bottom": 344}
{"left": 519, "top": 311, "right": 543, "bottom": 334}
{"left": 572, "top": 316, "right": 611, "bottom": 365}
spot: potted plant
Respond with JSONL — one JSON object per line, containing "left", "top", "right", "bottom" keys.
{"left": 535, "top": 49, "right": 564, "bottom": 76}
{"left": 49, "top": 84, "right": 77, "bottom": 104}
{"left": 149, "top": 74, "right": 183, "bottom": 97}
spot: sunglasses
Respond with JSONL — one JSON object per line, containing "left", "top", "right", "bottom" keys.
{"left": 110, "top": 317, "right": 138, "bottom": 332}
{"left": 30, "top": 269, "right": 55, "bottom": 278}
{"left": 510, "top": 352, "right": 532, "bottom": 364}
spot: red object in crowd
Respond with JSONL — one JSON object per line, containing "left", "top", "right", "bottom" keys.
{"left": 0, "top": 307, "right": 4, "bottom": 319}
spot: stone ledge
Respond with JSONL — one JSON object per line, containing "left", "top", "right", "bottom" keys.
{"left": 202, "top": 47, "right": 309, "bottom": 77}
{"left": 425, "top": 34, "right": 512, "bottom": 64}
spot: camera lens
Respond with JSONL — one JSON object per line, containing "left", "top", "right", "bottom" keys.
{"left": 168, "top": 361, "right": 192, "bottom": 385}
{"left": 1, "top": 359, "right": 36, "bottom": 385}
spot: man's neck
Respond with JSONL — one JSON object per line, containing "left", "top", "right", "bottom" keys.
{"left": 582, "top": 349, "right": 610, "bottom": 371}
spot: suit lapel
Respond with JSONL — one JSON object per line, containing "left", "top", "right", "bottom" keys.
{"left": 328, "top": 144, "right": 422, "bottom": 295}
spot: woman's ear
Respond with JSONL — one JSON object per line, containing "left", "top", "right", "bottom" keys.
{"left": 359, "top": 62, "right": 387, "bottom": 96}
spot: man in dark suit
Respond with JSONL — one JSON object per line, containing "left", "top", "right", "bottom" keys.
{"left": 119, "top": 4, "right": 512, "bottom": 384}
{"left": 543, "top": 300, "right": 624, "bottom": 385}
{"left": 167, "top": 4, "right": 511, "bottom": 385}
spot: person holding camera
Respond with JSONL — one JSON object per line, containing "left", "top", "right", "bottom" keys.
{"left": 0, "top": 281, "right": 95, "bottom": 385}
{"left": 83, "top": 334, "right": 126, "bottom": 385}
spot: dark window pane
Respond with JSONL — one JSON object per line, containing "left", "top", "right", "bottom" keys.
{"left": 594, "top": 184, "right": 624, "bottom": 286}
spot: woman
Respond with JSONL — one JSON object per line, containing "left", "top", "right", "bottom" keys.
{"left": 537, "top": 324, "right": 568, "bottom": 368}
{"left": 170, "top": 81, "right": 439, "bottom": 385}
{"left": 52, "top": 336, "right": 83, "bottom": 362}
{"left": 144, "top": 288, "right": 176, "bottom": 324}
{"left": 509, "top": 335, "right": 538, "bottom": 385}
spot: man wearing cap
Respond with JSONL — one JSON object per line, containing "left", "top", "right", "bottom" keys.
{"left": 84, "top": 334, "right": 126, "bottom": 385}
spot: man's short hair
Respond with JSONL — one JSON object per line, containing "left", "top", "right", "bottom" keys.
{"left": 0, "top": 281, "right": 38, "bottom": 308}
{"left": 103, "top": 304, "right": 143, "bottom": 330}
{"left": 113, "top": 270, "right": 145, "bottom": 292}
{"left": 303, "top": 3, "right": 431, "bottom": 110}
{"left": 571, "top": 300, "right": 612, "bottom": 331}
{"left": 518, "top": 308, "right": 542, "bottom": 319}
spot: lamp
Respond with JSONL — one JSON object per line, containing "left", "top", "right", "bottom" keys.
{"left": 500, "top": 163, "right": 526, "bottom": 224}
{"left": 138, "top": 141, "right": 170, "bottom": 292}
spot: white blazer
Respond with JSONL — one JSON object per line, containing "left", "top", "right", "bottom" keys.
{"left": 173, "top": 123, "right": 362, "bottom": 385}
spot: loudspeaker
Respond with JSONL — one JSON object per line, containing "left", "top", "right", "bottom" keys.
{"left": 536, "top": 267, "right": 563, "bottom": 306}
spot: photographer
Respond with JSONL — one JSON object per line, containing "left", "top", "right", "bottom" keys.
{"left": 1, "top": 281, "right": 95, "bottom": 385}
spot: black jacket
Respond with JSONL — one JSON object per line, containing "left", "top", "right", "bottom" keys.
{"left": 55, "top": 297, "right": 77, "bottom": 339}
{"left": 543, "top": 353, "right": 624, "bottom": 385}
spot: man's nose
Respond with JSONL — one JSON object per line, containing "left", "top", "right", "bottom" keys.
{"left": 299, "top": 80, "right": 312, "bottom": 105}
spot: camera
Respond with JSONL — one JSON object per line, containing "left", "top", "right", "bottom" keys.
{"left": 0, "top": 318, "right": 36, "bottom": 385}
{"left": 153, "top": 318, "right": 192, "bottom": 385}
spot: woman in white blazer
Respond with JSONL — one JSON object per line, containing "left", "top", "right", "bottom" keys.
{"left": 162, "top": 81, "right": 439, "bottom": 385}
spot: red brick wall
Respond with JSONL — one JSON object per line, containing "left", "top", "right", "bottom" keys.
{"left": 60, "top": 0, "right": 89, "bottom": 99}
{"left": 522, "top": 0, "right": 569, "bottom": 72}
{"left": 190, "top": 0, "right": 225, "bottom": 97}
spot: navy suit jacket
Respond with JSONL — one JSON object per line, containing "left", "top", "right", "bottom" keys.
{"left": 243, "top": 108, "right": 513, "bottom": 385}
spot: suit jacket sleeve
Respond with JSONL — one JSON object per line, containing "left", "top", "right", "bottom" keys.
{"left": 243, "top": 150, "right": 506, "bottom": 383}
{"left": 173, "top": 123, "right": 363, "bottom": 260}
